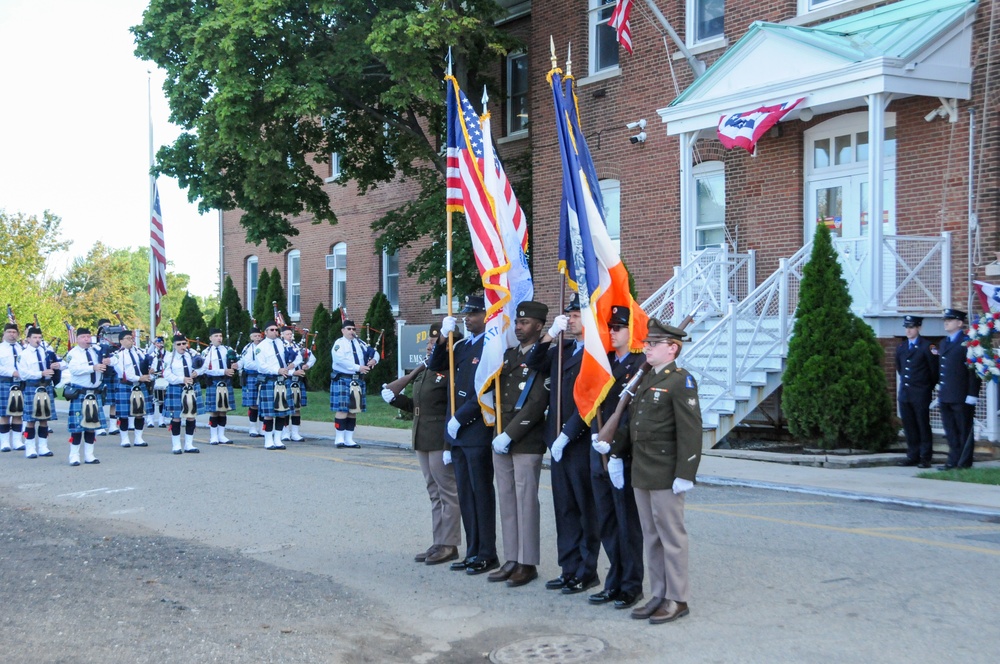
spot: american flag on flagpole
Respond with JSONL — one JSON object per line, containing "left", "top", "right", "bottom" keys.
{"left": 149, "top": 180, "right": 167, "bottom": 327}
{"left": 608, "top": 0, "right": 634, "bottom": 54}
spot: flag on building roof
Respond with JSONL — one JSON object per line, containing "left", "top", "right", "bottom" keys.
{"left": 446, "top": 75, "right": 513, "bottom": 425}
{"left": 608, "top": 0, "right": 634, "bottom": 55}
{"left": 717, "top": 98, "right": 804, "bottom": 153}
{"left": 551, "top": 66, "right": 649, "bottom": 425}
{"left": 149, "top": 180, "right": 167, "bottom": 328}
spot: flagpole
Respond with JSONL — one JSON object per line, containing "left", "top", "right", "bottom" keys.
{"left": 148, "top": 71, "right": 157, "bottom": 339}
{"left": 446, "top": 49, "right": 456, "bottom": 417}
{"left": 550, "top": 37, "right": 565, "bottom": 432}
{"left": 481, "top": 85, "right": 503, "bottom": 433}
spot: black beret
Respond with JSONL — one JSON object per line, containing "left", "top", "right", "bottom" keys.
{"left": 429, "top": 322, "right": 442, "bottom": 339}
{"left": 173, "top": 333, "right": 187, "bottom": 342}
{"left": 4, "top": 323, "right": 18, "bottom": 331}
{"left": 26, "top": 326, "right": 42, "bottom": 337}
{"left": 76, "top": 327, "right": 92, "bottom": 336}
{"left": 118, "top": 329, "right": 133, "bottom": 340}
{"left": 516, "top": 300, "right": 548, "bottom": 322}
{"left": 342, "top": 319, "right": 356, "bottom": 328}
{"left": 208, "top": 328, "right": 223, "bottom": 336}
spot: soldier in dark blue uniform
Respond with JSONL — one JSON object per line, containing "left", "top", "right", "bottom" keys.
{"left": 936, "top": 308, "right": 981, "bottom": 470}
{"left": 894, "top": 315, "right": 938, "bottom": 467}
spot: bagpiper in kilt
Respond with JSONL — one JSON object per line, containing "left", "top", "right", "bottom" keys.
{"left": 329, "top": 319, "right": 379, "bottom": 448}
{"left": 18, "top": 326, "right": 61, "bottom": 459}
{"left": 147, "top": 336, "right": 168, "bottom": 427}
{"left": 254, "top": 322, "right": 292, "bottom": 450}
{"left": 62, "top": 327, "right": 110, "bottom": 465}
{"left": 0, "top": 322, "right": 25, "bottom": 453}
{"left": 110, "top": 330, "right": 153, "bottom": 448}
{"left": 238, "top": 328, "right": 263, "bottom": 437}
{"left": 201, "top": 328, "right": 237, "bottom": 445}
{"left": 280, "top": 326, "right": 315, "bottom": 442}
{"left": 162, "top": 335, "right": 204, "bottom": 455}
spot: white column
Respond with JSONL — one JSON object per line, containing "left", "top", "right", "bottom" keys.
{"left": 679, "top": 131, "right": 695, "bottom": 265}
{"left": 867, "top": 93, "right": 886, "bottom": 315}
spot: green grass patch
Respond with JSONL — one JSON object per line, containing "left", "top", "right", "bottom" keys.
{"left": 917, "top": 467, "right": 1000, "bottom": 486}
{"left": 230, "top": 388, "right": 413, "bottom": 430}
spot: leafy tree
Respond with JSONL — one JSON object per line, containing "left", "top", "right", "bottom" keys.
{"left": 252, "top": 268, "right": 272, "bottom": 326}
{"left": 60, "top": 244, "right": 153, "bottom": 329}
{"left": 362, "top": 292, "right": 397, "bottom": 393}
{"left": 175, "top": 291, "right": 209, "bottom": 343}
{"left": 210, "top": 275, "right": 253, "bottom": 347}
{"left": 132, "top": 0, "right": 520, "bottom": 300}
{"left": 0, "top": 209, "right": 69, "bottom": 336}
{"left": 265, "top": 268, "right": 289, "bottom": 325}
{"left": 782, "top": 224, "right": 895, "bottom": 451}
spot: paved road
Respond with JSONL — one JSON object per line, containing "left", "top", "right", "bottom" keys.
{"left": 1, "top": 429, "right": 998, "bottom": 663}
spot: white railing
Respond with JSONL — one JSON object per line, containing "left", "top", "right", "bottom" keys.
{"left": 641, "top": 245, "right": 756, "bottom": 328}
{"left": 678, "top": 243, "right": 812, "bottom": 412}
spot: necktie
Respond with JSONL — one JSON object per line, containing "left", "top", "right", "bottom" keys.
{"left": 272, "top": 340, "right": 282, "bottom": 367}
{"left": 182, "top": 353, "right": 190, "bottom": 378}
{"left": 86, "top": 348, "right": 96, "bottom": 383}
{"left": 36, "top": 348, "right": 44, "bottom": 373}
{"left": 217, "top": 347, "right": 224, "bottom": 370}
{"left": 351, "top": 340, "right": 361, "bottom": 366}
{"left": 129, "top": 350, "right": 141, "bottom": 380}
{"left": 10, "top": 343, "right": 18, "bottom": 360}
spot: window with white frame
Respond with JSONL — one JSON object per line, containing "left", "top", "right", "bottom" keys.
{"left": 325, "top": 152, "right": 341, "bottom": 183}
{"left": 507, "top": 53, "right": 529, "bottom": 136}
{"left": 287, "top": 250, "right": 301, "bottom": 320}
{"left": 331, "top": 243, "right": 347, "bottom": 311}
{"left": 797, "top": 0, "right": 850, "bottom": 15}
{"left": 600, "top": 179, "right": 621, "bottom": 253}
{"left": 687, "top": 0, "right": 725, "bottom": 47}
{"left": 589, "top": 0, "right": 620, "bottom": 76}
{"left": 383, "top": 249, "right": 399, "bottom": 313}
{"left": 693, "top": 161, "right": 726, "bottom": 250}
{"left": 246, "top": 256, "right": 259, "bottom": 312}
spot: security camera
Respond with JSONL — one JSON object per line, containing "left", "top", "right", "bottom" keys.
{"left": 924, "top": 106, "right": 945, "bottom": 122}
{"left": 626, "top": 119, "right": 647, "bottom": 130}
{"left": 629, "top": 132, "right": 647, "bottom": 144}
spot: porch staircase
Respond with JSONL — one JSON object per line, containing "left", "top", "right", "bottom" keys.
{"left": 643, "top": 244, "right": 812, "bottom": 449}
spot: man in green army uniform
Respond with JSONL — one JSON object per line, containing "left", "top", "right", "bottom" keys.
{"left": 608, "top": 319, "right": 701, "bottom": 625}
{"left": 381, "top": 323, "right": 461, "bottom": 566}
{"left": 487, "top": 301, "right": 550, "bottom": 588}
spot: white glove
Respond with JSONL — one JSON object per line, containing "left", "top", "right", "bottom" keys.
{"left": 608, "top": 457, "right": 625, "bottom": 489}
{"left": 550, "top": 432, "right": 569, "bottom": 462}
{"left": 441, "top": 316, "right": 457, "bottom": 336}
{"left": 492, "top": 432, "right": 511, "bottom": 455}
{"left": 546, "top": 315, "right": 569, "bottom": 339}
{"left": 591, "top": 433, "right": 611, "bottom": 455}
{"left": 442, "top": 450, "right": 452, "bottom": 465}
{"left": 447, "top": 416, "right": 461, "bottom": 439}
{"left": 673, "top": 478, "right": 694, "bottom": 494}
{"left": 965, "top": 395, "right": 978, "bottom": 406}
{"left": 380, "top": 385, "right": 395, "bottom": 404}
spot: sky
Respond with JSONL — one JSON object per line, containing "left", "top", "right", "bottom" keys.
{"left": 0, "top": 0, "right": 219, "bottom": 298}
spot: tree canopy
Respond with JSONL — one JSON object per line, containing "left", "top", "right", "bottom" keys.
{"left": 0, "top": 209, "right": 69, "bottom": 337}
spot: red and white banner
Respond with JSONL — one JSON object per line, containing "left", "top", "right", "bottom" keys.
{"left": 974, "top": 281, "right": 1000, "bottom": 313}
{"left": 717, "top": 98, "right": 804, "bottom": 153}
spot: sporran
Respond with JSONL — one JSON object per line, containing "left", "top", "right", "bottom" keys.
{"left": 289, "top": 380, "right": 302, "bottom": 410}
{"left": 32, "top": 387, "right": 52, "bottom": 420}
{"left": 273, "top": 378, "right": 289, "bottom": 412}
{"left": 180, "top": 385, "right": 198, "bottom": 418}
{"left": 6, "top": 383, "right": 24, "bottom": 417}
{"left": 81, "top": 392, "right": 101, "bottom": 429}
{"left": 129, "top": 384, "right": 146, "bottom": 417}
{"left": 349, "top": 379, "right": 363, "bottom": 414}
{"left": 215, "top": 381, "right": 232, "bottom": 412}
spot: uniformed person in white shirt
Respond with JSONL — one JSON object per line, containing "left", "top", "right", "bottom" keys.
{"left": 254, "top": 321, "right": 292, "bottom": 449}
{"left": 162, "top": 334, "right": 204, "bottom": 455}
{"left": 147, "top": 336, "right": 169, "bottom": 427}
{"left": 279, "top": 326, "right": 315, "bottom": 442}
{"left": 238, "top": 327, "right": 264, "bottom": 436}
{"left": 0, "top": 323, "right": 25, "bottom": 453}
{"left": 109, "top": 330, "right": 153, "bottom": 448}
{"left": 17, "top": 325, "right": 62, "bottom": 457}
{"left": 63, "top": 327, "right": 112, "bottom": 465}
{"left": 329, "top": 319, "right": 379, "bottom": 448}
{"left": 201, "top": 328, "right": 238, "bottom": 444}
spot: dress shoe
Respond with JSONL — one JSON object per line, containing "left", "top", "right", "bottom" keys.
{"left": 450, "top": 556, "right": 475, "bottom": 571}
{"left": 133, "top": 441, "right": 148, "bottom": 447}
{"left": 466, "top": 557, "right": 500, "bottom": 575}
{"left": 415, "top": 545, "right": 437, "bottom": 563}
{"left": 917, "top": 462, "right": 932, "bottom": 469}
{"left": 545, "top": 574, "right": 572, "bottom": 590}
{"left": 248, "top": 431, "right": 261, "bottom": 437}
{"left": 506, "top": 564, "right": 538, "bottom": 587}
{"left": 897, "top": 458, "right": 919, "bottom": 467}
{"left": 488, "top": 561, "right": 518, "bottom": 582}
{"left": 937, "top": 464, "right": 956, "bottom": 471}
{"left": 631, "top": 597, "right": 664, "bottom": 620}
{"left": 562, "top": 575, "right": 600, "bottom": 595}
{"left": 649, "top": 600, "right": 689, "bottom": 624}
{"left": 614, "top": 591, "right": 643, "bottom": 609}
{"left": 588, "top": 588, "right": 620, "bottom": 605}
{"left": 426, "top": 546, "right": 459, "bottom": 565}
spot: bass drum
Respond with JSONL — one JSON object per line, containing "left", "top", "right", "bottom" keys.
{"left": 153, "top": 377, "right": 168, "bottom": 402}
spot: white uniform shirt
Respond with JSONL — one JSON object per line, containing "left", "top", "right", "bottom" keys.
{"left": 17, "top": 344, "right": 50, "bottom": 381}
{"left": 254, "top": 337, "right": 286, "bottom": 377}
{"left": 331, "top": 337, "right": 379, "bottom": 375}
{"left": 201, "top": 344, "right": 233, "bottom": 378}
{"left": 238, "top": 342, "right": 260, "bottom": 372}
{"left": 112, "top": 347, "right": 148, "bottom": 383}
{"left": 162, "top": 350, "right": 199, "bottom": 387}
{"left": 64, "top": 345, "right": 104, "bottom": 389}
{"left": 0, "top": 341, "right": 22, "bottom": 378}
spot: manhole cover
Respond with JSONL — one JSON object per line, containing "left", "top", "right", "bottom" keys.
{"left": 490, "top": 634, "right": 606, "bottom": 664}
{"left": 427, "top": 605, "right": 481, "bottom": 620}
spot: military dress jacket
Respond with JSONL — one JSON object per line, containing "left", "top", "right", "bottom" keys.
{"left": 428, "top": 334, "right": 492, "bottom": 447}
{"left": 612, "top": 361, "right": 702, "bottom": 491}
{"left": 937, "top": 331, "right": 981, "bottom": 404}
{"left": 594, "top": 351, "right": 646, "bottom": 453}
{"left": 391, "top": 366, "right": 451, "bottom": 452}
{"left": 496, "top": 345, "right": 549, "bottom": 455}
{"left": 525, "top": 338, "right": 589, "bottom": 445}
{"left": 894, "top": 336, "right": 938, "bottom": 403}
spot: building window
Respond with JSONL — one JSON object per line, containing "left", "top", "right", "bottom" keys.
{"left": 693, "top": 161, "right": 726, "bottom": 250}
{"left": 325, "top": 152, "right": 341, "bottom": 183}
{"left": 246, "top": 256, "right": 258, "bottom": 312}
{"left": 287, "top": 250, "right": 301, "bottom": 320}
{"left": 599, "top": 179, "right": 621, "bottom": 253}
{"left": 330, "top": 243, "right": 347, "bottom": 311}
{"left": 797, "top": 0, "right": 849, "bottom": 15}
{"left": 687, "top": 0, "right": 725, "bottom": 46}
{"left": 382, "top": 250, "right": 399, "bottom": 313}
{"left": 589, "top": 0, "right": 620, "bottom": 75}
{"left": 507, "top": 53, "right": 529, "bottom": 136}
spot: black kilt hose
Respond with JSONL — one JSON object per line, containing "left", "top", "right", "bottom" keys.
{"left": 67, "top": 389, "right": 109, "bottom": 434}
{"left": 113, "top": 381, "right": 154, "bottom": 415}
{"left": 203, "top": 379, "right": 236, "bottom": 412}
{"left": 329, "top": 375, "right": 366, "bottom": 413}
{"left": 164, "top": 383, "right": 205, "bottom": 419}
{"left": 22, "top": 380, "right": 58, "bottom": 423}
{"left": 241, "top": 371, "right": 260, "bottom": 408}
{"left": 257, "top": 377, "right": 293, "bottom": 419}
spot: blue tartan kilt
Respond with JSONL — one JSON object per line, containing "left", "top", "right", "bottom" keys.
{"left": 22, "top": 381, "right": 58, "bottom": 423}
{"left": 242, "top": 371, "right": 260, "bottom": 408}
{"left": 0, "top": 379, "right": 16, "bottom": 417}
{"left": 330, "top": 376, "right": 366, "bottom": 413}
{"left": 257, "top": 378, "right": 293, "bottom": 419}
{"left": 164, "top": 383, "right": 205, "bottom": 419}
{"left": 113, "top": 381, "right": 154, "bottom": 415}
{"left": 203, "top": 380, "right": 236, "bottom": 412}
{"left": 68, "top": 389, "right": 108, "bottom": 434}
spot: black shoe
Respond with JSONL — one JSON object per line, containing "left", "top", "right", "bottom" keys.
{"left": 614, "top": 591, "right": 643, "bottom": 609}
{"left": 84, "top": 459, "right": 100, "bottom": 465}
{"left": 133, "top": 442, "right": 148, "bottom": 447}
{"left": 184, "top": 448, "right": 200, "bottom": 454}
{"left": 917, "top": 462, "right": 932, "bottom": 469}
{"left": 450, "top": 556, "right": 476, "bottom": 571}
{"left": 937, "top": 464, "right": 956, "bottom": 471}
{"left": 897, "top": 459, "right": 919, "bottom": 467}
{"left": 562, "top": 575, "right": 600, "bottom": 594}
{"left": 545, "top": 574, "right": 573, "bottom": 590}
{"left": 273, "top": 443, "right": 286, "bottom": 450}
{"left": 248, "top": 431, "right": 261, "bottom": 438}
{"left": 589, "top": 588, "right": 620, "bottom": 605}
{"left": 466, "top": 558, "right": 499, "bottom": 575}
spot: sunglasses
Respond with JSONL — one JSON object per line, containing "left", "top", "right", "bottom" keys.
{"left": 343, "top": 327, "right": 355, "bottom": 331}
{"left": 266, "top": 327, "right": 279, "bottom": 332}
{"left": 609, "top": 324, "right": 626, "bottom": 332}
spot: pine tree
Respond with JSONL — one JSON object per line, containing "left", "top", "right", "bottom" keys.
{"left": 781, "top": 224, "right": 895, "bottom": 451}
{"left": 362, "top": 292, "right": 397, "bottom": 394}
{"left": 175, "top": 292, "right": 209, "bottom": 345}
{"left": 211, "top": 275, "right": 252, "bottom": 347}
{"left": 265, "top": 268, "right": 288, "bottom": 324}
{"left": 306, "top": 303, "right": 333, "bottom": 391}
{"left": 252, "top": 268, "right": 272, "bottom": 326}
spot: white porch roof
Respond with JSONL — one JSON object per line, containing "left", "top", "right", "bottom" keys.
{"left": 658, "top": 0, "right": 979, "bottom": 135}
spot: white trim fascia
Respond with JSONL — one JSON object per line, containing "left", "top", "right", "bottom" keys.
{"left": 577, "top": 67, "right": 621, "bottom": 87}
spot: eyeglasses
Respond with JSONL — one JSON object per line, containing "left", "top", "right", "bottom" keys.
{"left": 642, "top": 339, "right": 674, "bottom": 348}
{"left": 266, "top": 327, "right": 278, "bottom": 332}
{"left": 343, "top": 327, "right": 355, "bottom": 331}
{"left": 609, "top": 324, "right": 626, "bottom": 332}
